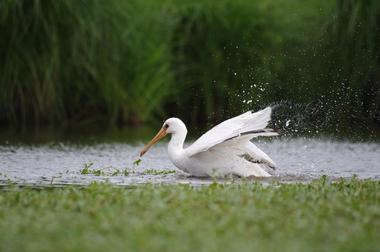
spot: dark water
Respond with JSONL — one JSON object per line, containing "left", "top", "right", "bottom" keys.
{"left": 0, "top": 137, "right": 379, "bottom": 187}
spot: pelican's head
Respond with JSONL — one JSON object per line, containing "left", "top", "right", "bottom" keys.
{"left": 140, "top": 118, "right": 187, "bottom": 157}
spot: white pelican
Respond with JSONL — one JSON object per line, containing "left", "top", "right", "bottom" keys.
{"left": 140, "top": 107, "right": 278, "bottom": 177}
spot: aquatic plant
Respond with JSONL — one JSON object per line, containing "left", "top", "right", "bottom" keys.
{"left": 80, "top": 163, "right": 105, "bottom": 176}
{"left": 111, "top": 170, "right": 121, "bottom": 176}
{"left": 80, "top": 162, "right": 94, "bottom": 175}
{"left": 79, "top": 163, "right": 141, "bottom": 177}
{"left": 133, "top": 159, "right": 142, "bottom": 166}
{"left": 79, "top": 163, "right": 177, "bottom": 176}
{"left": 142, "top": 169, "right": 176, "bottom": 175}
{"left": 123, "top": 169, "right": 130, "bottom": 176}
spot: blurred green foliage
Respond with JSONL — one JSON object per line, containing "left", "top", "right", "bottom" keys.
{"left": 0, "top": 0, "right": 379, "bottom": 131}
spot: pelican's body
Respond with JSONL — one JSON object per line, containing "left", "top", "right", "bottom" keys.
{"left": 140, "top": 107, "right": 278, "bottom": 177}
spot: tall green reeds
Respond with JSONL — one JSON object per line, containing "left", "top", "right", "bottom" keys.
{"left": 0, "top": 0, "right": 378, "bottom": 131}
{"left": 0, "top": 0, "right": 176, "bottom": 126}
{"left": 170, "top": 0, "right": 333, "bottom": 126}
{"left": 324, "top": 0, "right": 380, "bottom": 128}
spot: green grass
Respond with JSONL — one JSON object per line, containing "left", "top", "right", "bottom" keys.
{"left": 0, "top": 178, "right": 379, "bottom": 252}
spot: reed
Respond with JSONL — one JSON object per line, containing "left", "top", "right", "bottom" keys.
{"left": 323, "top": 0, "right": 380, "bottom": 129}
{"left": 0, "top": 0, "right": 176, "bottom": 126}
{"left": 0, "top": 0, "right": 378, "bottom": 131}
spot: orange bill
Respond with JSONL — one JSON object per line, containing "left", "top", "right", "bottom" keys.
{"left": 140, "top": 127, "right": 167, "bottom": 157}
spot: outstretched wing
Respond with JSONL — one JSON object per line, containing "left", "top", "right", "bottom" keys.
{"left": 185, "top": 107, "right": 277, "bottom": 157}
{"left": 211, "top": 134, "right": 277, "bottom": 171}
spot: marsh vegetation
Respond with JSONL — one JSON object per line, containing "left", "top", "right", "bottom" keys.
{"left": 0, "top": 0, "right": 379, "bottom": 134}
{"left": 0, "top": 179, "right": 379, "bottom": 251}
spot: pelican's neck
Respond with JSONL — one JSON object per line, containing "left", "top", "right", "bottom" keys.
{"left": 168, "top": 129, "right": 187, "bottom": 155}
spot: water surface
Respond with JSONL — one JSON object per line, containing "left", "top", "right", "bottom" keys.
{"left": 0, "top": 138, "right": 379, "bottom": 187}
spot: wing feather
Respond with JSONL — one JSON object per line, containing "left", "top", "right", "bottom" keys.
{"left": 185, "top": 107, "right": 276, "bottom": 157}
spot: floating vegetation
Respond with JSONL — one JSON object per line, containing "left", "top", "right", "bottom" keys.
{"left": 142, "top": 169, "right": 176, "bottom": 175}
{"left": 111, "top": 170, "right": 121, "bottom": 176}
{"left": 80, "top": 163, "right": 105, "bottom": 176}
{"left": 80, "top": 162, "right": 93, "bottom": 175}
{"left": 79, "top": 162, "right": 175, "bottom": 177}
{"left": 123, "top": 169, "right": 130, "bottom": 176}
{"left": 133, "top": 159, "right": 142, "bottom": 166}
{"left": 80, "top": 169, "right": 104, "bottom": 176}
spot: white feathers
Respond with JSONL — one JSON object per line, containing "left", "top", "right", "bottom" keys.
{"left": 143, "top": 107, "right": 279, "bottom": 177}
{"left": 185, "top": 107, "right": 275, "bottom": 157}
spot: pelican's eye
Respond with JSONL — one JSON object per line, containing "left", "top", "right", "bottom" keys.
{"left": 164, "top": 124, "right": 169, "bottom": 129}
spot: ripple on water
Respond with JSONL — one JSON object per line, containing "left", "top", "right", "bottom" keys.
{"left": 0, "top": 138, "right": 379, "bottom": 187}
